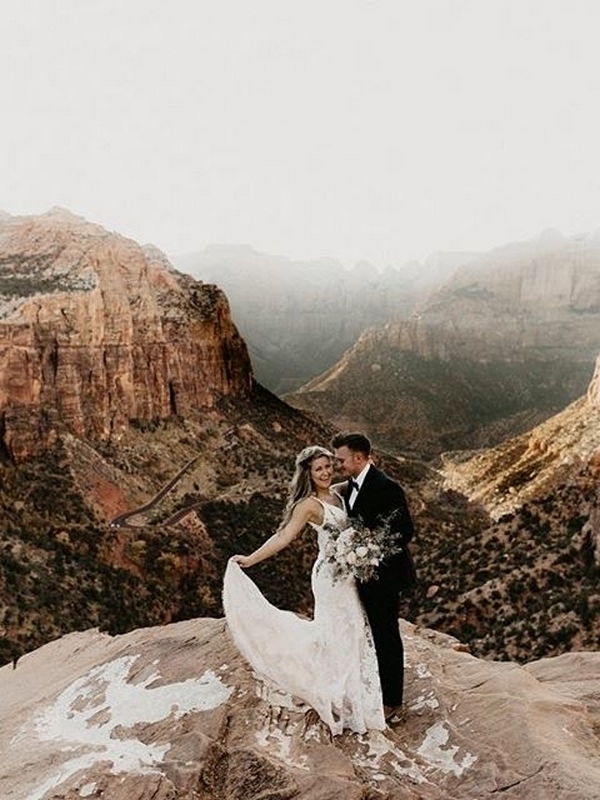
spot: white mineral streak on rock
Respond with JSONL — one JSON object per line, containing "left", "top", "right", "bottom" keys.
{"left": 17, "top": 654, "right": 232, "bottom": 800}
{"left": 411, "top": 690, "right": 440, "bottom": 711}
{"left": 255, "top": 725, "right": 310, "bottom": 771}
{"left": 417, "top": 721, "right": 478, "bottom": 776}
{"left": 416, "top": 662, "right": 433, "bottom": 678}
{"left": 354, "top": 730, "right": 427, "bottom": 784}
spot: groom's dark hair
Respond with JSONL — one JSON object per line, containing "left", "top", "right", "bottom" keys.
{"left": 331, "top": 431, "right": 371, "bottom": 456}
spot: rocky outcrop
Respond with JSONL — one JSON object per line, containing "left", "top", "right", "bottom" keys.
{"left": 0, "top": 209, "right": 252, "bottom": 460}
{"left": 2, "top": 616, "right": 600, "bottom": 799}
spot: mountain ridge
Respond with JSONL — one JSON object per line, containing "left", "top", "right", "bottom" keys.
{"left": 286, "top": 231, "right": 600, "bottom": 457}
{"left": 174, "top": 244, "right": 467, "bottom": 393}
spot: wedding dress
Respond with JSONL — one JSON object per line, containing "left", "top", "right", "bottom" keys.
{"left": 223, "top": 498, "right": 385, "bottom": 735}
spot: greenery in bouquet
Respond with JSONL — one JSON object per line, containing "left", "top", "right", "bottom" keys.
{"left": 322, "top": 514, "right": 401, "bottom": 583}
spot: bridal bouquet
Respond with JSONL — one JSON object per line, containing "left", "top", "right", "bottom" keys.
{"left": 323, "top": 516, "right": 401, "bottom": 583}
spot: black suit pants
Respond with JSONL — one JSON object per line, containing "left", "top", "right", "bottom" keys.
{"left": 358, "top": 582, "right": 404, "bottom": 707}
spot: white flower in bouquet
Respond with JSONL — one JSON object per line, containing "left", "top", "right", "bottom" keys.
{"left": 322, "top": 515, "right": 402, "bottom": 583}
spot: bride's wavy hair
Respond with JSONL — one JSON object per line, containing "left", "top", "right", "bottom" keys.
{"left": 279, "top": 445, "right": 333, "bottom": 527}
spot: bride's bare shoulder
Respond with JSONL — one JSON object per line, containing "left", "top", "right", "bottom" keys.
{"left": 294, "top": 495, "right": 323, "bottom": 520}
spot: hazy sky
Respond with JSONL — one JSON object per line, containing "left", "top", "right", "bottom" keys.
{"left": 2, "top": 0, "right": 600, "bottom": 267}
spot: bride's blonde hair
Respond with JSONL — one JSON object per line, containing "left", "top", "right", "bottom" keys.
{"left": 279, "top": 445, "right": 333, "bottom": 527}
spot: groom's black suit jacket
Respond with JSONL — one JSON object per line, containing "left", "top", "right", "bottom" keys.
{"left": 346, "top": 464, "right": 416, "bottom": 594}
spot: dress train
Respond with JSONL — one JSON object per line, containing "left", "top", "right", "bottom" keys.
{"left": 222, "top": 500, "right": 385, "bottom": 735}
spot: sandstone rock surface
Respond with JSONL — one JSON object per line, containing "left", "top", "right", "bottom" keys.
{"left": 0, "top": 209, "right": 252, "bottom": 460}
{"left": 2, "top": 616, "right": 599, "bottom": 799}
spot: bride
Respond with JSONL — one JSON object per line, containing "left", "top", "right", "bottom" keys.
{"left": 223, "top": 445, "right": 385, "bottom": 735}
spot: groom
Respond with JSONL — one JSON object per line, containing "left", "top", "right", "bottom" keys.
{"left": 331, "top": 431, "right": 416, "bottom": 723}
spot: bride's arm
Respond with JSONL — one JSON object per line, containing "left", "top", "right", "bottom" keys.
{"left": 231, "top": 498, "right": 321, "bottom": 568}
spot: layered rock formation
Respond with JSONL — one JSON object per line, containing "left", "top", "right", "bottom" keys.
{"left": 2, "top": 616, "right": 600, "bottom": 799}
{"left": 0, "top": 209, "right": 252, "bottom": 460}
{"left": 390, "top": 229, "right": 600, "bottom": 361}
{"left": 287, "top": 231, "right": 600, "bottom": 457}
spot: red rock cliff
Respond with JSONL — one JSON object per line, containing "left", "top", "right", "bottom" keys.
{"left": 0, "top": 209, "right": 253, "bottom": 460}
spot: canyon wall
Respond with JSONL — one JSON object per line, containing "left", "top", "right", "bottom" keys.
{"left": 176, "top": 245, "right": 467, "bottom": 393}
{"left": 388, "top": 232, "right": 600, "bottom": 362}
{"left": 287, "top": 232, "right": 600, "bottom": 457}
{"left": 0, "top": 209, "right": 252, "bottom": 460}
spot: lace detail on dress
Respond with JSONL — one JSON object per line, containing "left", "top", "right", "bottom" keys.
{"left": 223, "top": 496, "right": 385, "bottom": 735}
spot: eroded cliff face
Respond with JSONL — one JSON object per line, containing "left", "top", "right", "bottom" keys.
{"left": 176, "top": 245, "right": 467, "bottom": 393}
{"left": 287, "top": 233, "right": 600, "bottom": 456}
{"left": 389, "top": 233, "right": 600, "bottom": 362}
{"left": 0, "top": 209, "right": 252, "bottom": 460}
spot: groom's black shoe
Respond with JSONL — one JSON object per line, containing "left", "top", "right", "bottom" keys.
{"left": 384, "top": 704, "right": 406, "bottom": 725}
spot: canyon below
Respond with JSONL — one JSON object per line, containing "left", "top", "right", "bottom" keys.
{"left": 1, "top": 209, "right": 600, "bottom": 798}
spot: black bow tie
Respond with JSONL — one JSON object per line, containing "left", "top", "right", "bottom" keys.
{"left": 348, "top": 479, "right": 359, "bottom": 493}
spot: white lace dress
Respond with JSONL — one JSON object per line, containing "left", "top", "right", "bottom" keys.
{"left": 223, "top": 499, "right": 385, "bottom": 735}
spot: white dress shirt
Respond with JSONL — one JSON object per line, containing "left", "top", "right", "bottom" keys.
{"left": 348, "top": 462, "right": 371, "bottom": 509}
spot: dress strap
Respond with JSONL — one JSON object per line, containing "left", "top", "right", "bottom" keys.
{"left": 311, "top": 497, "right": 328, "bottom": 528}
